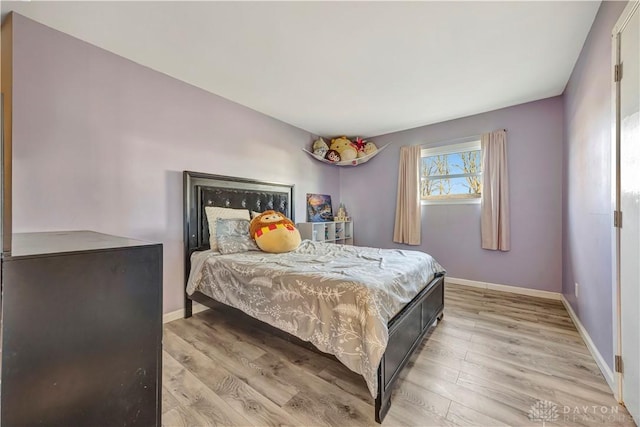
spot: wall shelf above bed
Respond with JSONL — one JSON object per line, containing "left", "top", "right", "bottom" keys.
{"left": 303, "top": 143, "right": 390, "bottom": 167}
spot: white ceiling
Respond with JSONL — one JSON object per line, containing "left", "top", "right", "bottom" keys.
{"left": 2, "top": 1, "right": 600, "bottom": 137}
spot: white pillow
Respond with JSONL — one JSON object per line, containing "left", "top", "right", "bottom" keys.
{"left": 205, "top": 206, "right": 250, "bottom": 251}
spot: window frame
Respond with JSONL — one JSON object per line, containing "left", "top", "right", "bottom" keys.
{"left": 420, "top": 139, "right": 483, "bottom": 205}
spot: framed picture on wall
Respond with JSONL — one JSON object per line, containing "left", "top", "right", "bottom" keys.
{"left": 306, "top": 194, "right": 334, "bottom": 222}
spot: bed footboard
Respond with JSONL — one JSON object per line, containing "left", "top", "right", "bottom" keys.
{"left": 375, "top": 274, "right": 445, "bottom": 423}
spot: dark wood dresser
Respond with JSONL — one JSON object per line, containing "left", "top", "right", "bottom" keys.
{"left": 0, "top": 231, "right": 162, "bottom": 427}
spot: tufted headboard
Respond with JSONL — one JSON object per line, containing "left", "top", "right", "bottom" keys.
{"left": 183, "top": 171, "right": 294, "bottom": 285}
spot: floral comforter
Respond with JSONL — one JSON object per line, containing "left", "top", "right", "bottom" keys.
{"left": 187, "top": 240, "right": 445, "bottom": 396}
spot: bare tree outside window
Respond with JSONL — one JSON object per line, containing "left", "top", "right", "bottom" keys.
{"left": 421, "top": 156, "right": 438, "bottom": 197}
{"left": 458, "top": 151, "right": 482, "bottom": 194}
{"left": 421, "top": 142, "right": 482, "bottom": 202}
{"left": 421, "top": 155, "right": 452, "bottom": 196}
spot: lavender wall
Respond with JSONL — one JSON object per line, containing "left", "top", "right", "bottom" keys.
{"left": 340, "top": 97, "right": 564, "bottom": 292}
{"left": 9, "top": 3, "right": 626, "bottom": 367}
{"left": 563, "top": 0, "right": 627, "bottom": 370}
{"left": 10, "top": 14, "right": 340, "bottom": 314}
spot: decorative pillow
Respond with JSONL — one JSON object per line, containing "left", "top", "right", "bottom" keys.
{"left": 215, "top": 218, "right": 259, "bottom": 254}
{"left": 205, "top": 206, "right": 250, "bottom": 251}
{"left": 249, "top": 210, "right": 301, "bottom": 253}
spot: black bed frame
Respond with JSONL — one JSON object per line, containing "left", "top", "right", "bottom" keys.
{"left": 183, "top": 171, "right": 444, "bottom": 423}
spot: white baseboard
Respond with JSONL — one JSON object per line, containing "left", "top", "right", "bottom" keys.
{"left": 560, "top": 295, "right": 615, "bottom": 392}
{"left": 445, "top": 276, "right": 563, "bottom": 300}
{"left": 163, "top": 302, "right": 209, "bottom": 324}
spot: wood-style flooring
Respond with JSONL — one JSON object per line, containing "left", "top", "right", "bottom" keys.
{"left": 162, "top": 284, "right": 635, "bottom": 426}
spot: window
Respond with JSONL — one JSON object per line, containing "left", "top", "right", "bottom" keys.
{"left": 421, "top": 139, "right": 482, "bottom": 203}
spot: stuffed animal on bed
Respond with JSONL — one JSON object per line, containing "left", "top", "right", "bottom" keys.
{"left": 249, "top": 210, "right": 301, "bottom": 253}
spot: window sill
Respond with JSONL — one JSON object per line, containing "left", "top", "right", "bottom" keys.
{"left": 421, "top": 198, "right": 481, "bottom": 206}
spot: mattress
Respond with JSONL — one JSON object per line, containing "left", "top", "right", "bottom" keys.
{"left": 187, "top": 240, "right": 445, "bottom": 396}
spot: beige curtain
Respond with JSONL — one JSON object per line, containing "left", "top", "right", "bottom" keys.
{"left": 393, "top": 145, "right": 421, "bottom": 245}
{"left": 481, "top": 130, "right": 510, "bottom": 251}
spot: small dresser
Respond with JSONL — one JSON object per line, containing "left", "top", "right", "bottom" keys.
{"left": 0, "top": 231, "right": 162, "bottom": 427}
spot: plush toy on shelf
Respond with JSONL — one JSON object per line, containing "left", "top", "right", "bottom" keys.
{"left": 354, "top": 137, "right": 367, "bottom": 158}
{"left": 363, "top": 141, "right": 378, "bottom": 156}
{"left": 305, "top": 136, "right": 386, "bottom": 166}
{"left": 312, "top": 137, "right": 329, "bottom": 158}
{"left": 330, "top": 136, "right": 358, "bottom": 162}
{"left": 250, "top": 210, "right": 301, "bottom": 253}
{"left": 324, "top": 149, "right": 341, "bottom": 163}
{"left": 353, "top": 138, "right": 378, "bottom": 158}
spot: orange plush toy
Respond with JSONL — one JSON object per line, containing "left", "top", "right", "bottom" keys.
{"left": 249, "top": 210, "right": 301, "bottom": 253}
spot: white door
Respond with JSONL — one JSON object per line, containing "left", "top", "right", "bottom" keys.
{"left": 617, "top": 1, "right": 640, "bottom": 423}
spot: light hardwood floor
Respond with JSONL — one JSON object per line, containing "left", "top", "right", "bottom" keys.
{"left": 162, "top": 284, "right": 635, "bottom": 426}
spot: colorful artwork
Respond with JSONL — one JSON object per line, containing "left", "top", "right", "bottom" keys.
{"left": 306, "top": 194, "right": 334, "bottom": 222}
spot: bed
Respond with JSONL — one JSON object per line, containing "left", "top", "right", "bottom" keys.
{"left": 183, "top": 171, "right": 445, "bottom": 423}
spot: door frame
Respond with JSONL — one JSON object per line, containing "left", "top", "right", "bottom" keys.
{"left": 611, "top": 0, "right": 640, "bottom": 404}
